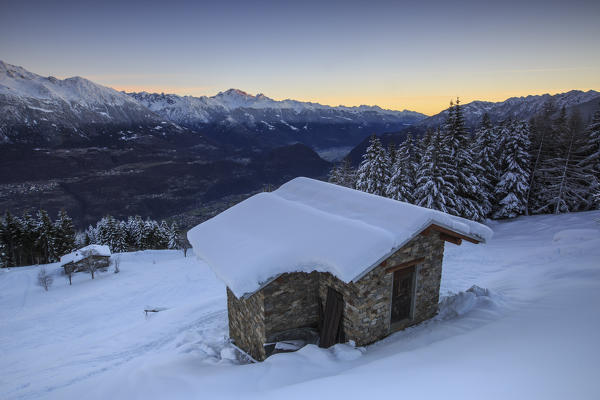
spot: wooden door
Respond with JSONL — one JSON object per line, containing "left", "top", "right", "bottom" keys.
{"left": 391, "top": 267, "right": 415, "bottom": 323}
{"left": 319, "top": 287, "right": 344, "bottom": 348}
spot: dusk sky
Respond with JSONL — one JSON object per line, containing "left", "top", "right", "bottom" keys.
{"left": 1, "top": 0, "right": 599, "bottom": 114}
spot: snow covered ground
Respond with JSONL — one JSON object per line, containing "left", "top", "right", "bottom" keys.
{"left": 1, "top": 211, "right": 599, "bottom": 399}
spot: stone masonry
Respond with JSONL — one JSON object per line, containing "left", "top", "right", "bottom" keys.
{"left": 227, "top": 230, "right": 445, "bottom": 361}
{"left": 227, "top": 288, "right": 266, "bottom": 361}
{"left": 263, "top": 272, "right": 320, "bottom": 340}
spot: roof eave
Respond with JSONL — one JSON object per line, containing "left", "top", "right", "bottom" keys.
{"left": 350, "top": 219, "right": 484, "bottom": 283}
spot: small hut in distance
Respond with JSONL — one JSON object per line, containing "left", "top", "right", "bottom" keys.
{"left": 60, "top": 244, "right": 111, "bottom": 273}
{"left": 188, "top": 178, "right": 492, "bottom": 361}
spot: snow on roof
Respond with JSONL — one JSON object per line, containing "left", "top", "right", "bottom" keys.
{"left": 187, "top": 177, "right": 493, "bottom": 298}
{"left": 60, "top": 245, "right": 111, "bottom": 265}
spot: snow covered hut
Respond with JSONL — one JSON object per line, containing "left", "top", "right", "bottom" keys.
{"left": 60, "top": 244, "right": 111, "bottom": 273}
{"left": 187, "top": 177, "right": 492, "bottom": 361}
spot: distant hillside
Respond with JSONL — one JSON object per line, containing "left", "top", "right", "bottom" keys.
{"left": 418, "top": 90, "right": 600, "bottom": 130}
{"left": 346, "top": 90, "right": 600, "bottom": 166}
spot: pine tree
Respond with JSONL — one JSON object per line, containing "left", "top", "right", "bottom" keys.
{"left": 97, "top": 216, "right": 127, "bottom": 252}
{"left": 110, "top": 219, "right": 128, "bottom": 253}
{"left": 387, "top": 142, "right": 397, "bottom": 166}
{"left": 578, "top": 106, "right": 600, "bottom": 209}
{"left": 355, "top": 135, "right": 391, "bottom": 196}
{"left": 127, "top": 216, "right": 145, "bottom": 249}
{"left": 328, "top": 159, "right": 356, "bottom": 188}
{"left": 473, "top": 114, "right": 497, "bottom": 217}
{"left": 35, "top": 210, "right": 55, "bottom": 263}
{"left": 493, "top": 120, "right": 531, "bottom": 218}
{"left": 328, "top": 164, "right": 343, "bottom": 186}
{"left": 94, "top": 216, "right": 110, "bottom": 247}
{"left": 536, "top": 109, "right": 588, "bottom": 213}
{"left": 85, "top": 225, "right": 96, "bottom": 245}
{"left": 20, "top": 211, "right": 37, "bottom": 265}
{"left": 157, "top": 221, "right": 170, "bottom": 249}
{"left": 340, "top": 159, "right": 357, "bottom": 188}
{"left": 1, "top": 212, "right": 22, "bottom": 266}
{"left": 442, "top": 98, "right": 484, "bottom": 220}
{"left": 166, "top": 223, "right": 179, "bottom": 250}
{"left": 0, "top": 222, "right": 6, "bottom": 268}
{"left": 414, "top": 129, "right": 457, "bottom": 213}
{"left": 527, "top": 101, "right": 566, "bottom": 213}
{"left": 54, "top": 209, "right": 75, "bottom": 258}
{"left": 386, "top": 134, "right": 416, "bottom": 202}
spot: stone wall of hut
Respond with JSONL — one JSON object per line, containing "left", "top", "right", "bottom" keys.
{"left": 316, "top": 230, "right": 445, "bottom": 346}
{"left": 263, "top": 272, "right": 320, "bottom": 341}
{"left": 227, "top": 231, "right": 446, "bottom": 360}
{"left": 227, "top": 288, "right": 266, "bottom": 361}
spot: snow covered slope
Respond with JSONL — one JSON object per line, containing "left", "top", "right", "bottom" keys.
{"left": 188, "top": 177, "right": 491, "bottom": 297}
{"left": 0, "top": 61, "right": 158, "bottom": 132}
{"left": 1, "top": 211, "right": 599, "bottom": 399}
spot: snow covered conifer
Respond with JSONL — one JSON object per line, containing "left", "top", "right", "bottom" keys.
{"left": 414, "top": 129, "right": 457, "bottom": 213}
{"left": 127, "top": 216, "right": 145, "bottom": 249}
{"left": 474, "top": 114, "right": 498, "bottom": 217}
{"left": 536, "top": 109, "right": 589, "bottom": 214}
{"left": 578, "top": 107, "right": 600, "bottom": 208}
{"left": 387, "top": 142, "right": 397, "bottom": 166}
{"left": 328, "top": 164, "right": 342, "bottom": 185}
{"left": 328, "top": 159, "right": 357, "bottom": 188}
{"left": 20, "top": 211, "right": 37, "bottom": 265}
{"left": 157, "top": 221, "right": 171, "bottom": 249}
{"left": 54, "top": 209, "right": 75, "bottom": 258}
{"left": 493, "top": 120, "right": 531, "bottom": 218}
{"left": 442, "top": 98, "right": 485, "bottom": 221}
{"left": 0, "top": 212, "right": 20, "bottom": 267}
{"left": 167, "top": 223, "right": 179, "bottom": 250}
{"left": 35, "top": 210, "right": 56, "bottom": 263}
{"left": 527, "top": 102, "right": 560, "bottom": 214}
{"left": 355, "top": 135, "right": 391, "bottom": 196}
{"left": 386, "top": 134, "right": 416, "bottom": 203}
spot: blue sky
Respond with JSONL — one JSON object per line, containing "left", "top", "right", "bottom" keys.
{"left": 1, "top": 0, "right": 599, "bottom": 114}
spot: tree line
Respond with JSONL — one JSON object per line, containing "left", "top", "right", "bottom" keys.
{"left": 0, "top": 209, "right": 75, "bottom": 267}
{"left": 83, "top": 215, "right": 179, "bottom": 253}
{"left": 329, "top": 99, "right": 600, "bottom": 220}
{"left": 0, "top": 210, "right": 182, "bottom": 267}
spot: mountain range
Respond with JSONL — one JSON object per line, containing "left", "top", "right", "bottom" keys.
{"left": 1, "top": 60, "right": 598, "bottom": 228}
{"left": 0, "top": 61, "right": 425, "bottom": 149}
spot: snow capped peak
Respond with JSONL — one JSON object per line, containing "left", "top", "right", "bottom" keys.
{"left": 216, "top": 88, "right": 252, "bottom": 98}
{"left": 211, "top": 88, "right": 274, "bottom": 110}
{"left": 0, "top": 61, "right": 157, "bottom": 129}
{"left": 0, "top": 61, "right": 142, "bottom": 107}
{"left": 0, "top": 60, "right": 36, "bottom": 79}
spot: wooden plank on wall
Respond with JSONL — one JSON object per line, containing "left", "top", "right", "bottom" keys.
{"left": 439, "top": 233, "right": 462, "bottom": 245}
{"left": 385, "top": 257, "right": 425, "bottom": 274}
